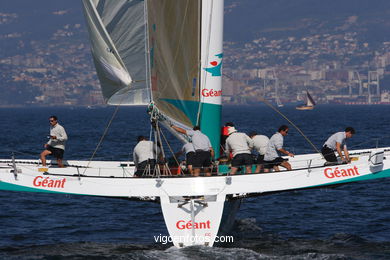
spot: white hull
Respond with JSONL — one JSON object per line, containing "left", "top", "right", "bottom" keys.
{"left": 1, "top": 147, "right": 389, "bottom": 246}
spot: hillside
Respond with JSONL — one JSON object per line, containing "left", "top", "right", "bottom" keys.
{"left": 225, "top": 0, "right": 390, "bottom": 44}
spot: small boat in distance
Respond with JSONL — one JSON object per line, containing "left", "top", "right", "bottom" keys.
{"left": 276, "top": 96, "right": 283, "bottom": 107}
{"left": 296, "top": 91, "right": 316, "bottom": 110}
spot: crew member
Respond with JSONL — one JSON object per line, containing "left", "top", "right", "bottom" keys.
{"left": 175, "top": 141, "right": 196, "bottom": 175}
{"left": 171, "top": 125, "right": 214, "bottom": 176}
{"left": 225, "top": 127, "right": 254, "bottom": 175}
{"left": 263, "top": 125, "right": 294, "bottom": 172}
{"left": 133, "top": 136, "right": 160, "bottom": 177}
{"left": 249, "top": 131, "right": 269, "bottom": 173}
{"left": 321, "top": 127, "right": 355, "bottom": 164}
{"left": 40, "top": 115, "right": 68, "bottom": 168}
{"left": 220, "top": 122, "right": 235, "bottom": 157}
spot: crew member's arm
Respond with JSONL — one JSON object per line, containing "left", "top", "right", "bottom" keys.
{"left": 209, "top": 147, "right": 215, "bottom": 159}
{"left": 58, "top": 127, "right": 68, "bottom": 141}
{"left": 133, "top": 150, "right": 138, "bottom": 168}
{"left": 278, "top": 148, "right": 294, "bottom": 157}
{"left": 246, "top": 135, "right": 254, "bottom": 149}
{"left": 225, "top": 139, "right": 231, "bottom": 156}
{"left": 343, "top": 146, "right": 350, "bottom": 163}
{"left": 51, "top": 127, "right": 68, "bottom": 142}
{"left": 171, "top": 125, "right": 187, "bottom": 135}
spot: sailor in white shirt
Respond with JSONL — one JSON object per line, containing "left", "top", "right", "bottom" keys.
{"left": 133, "top": 136, "right": 160, "bottom": 177}
{"left": 263, "top": 125, "right": 294, "bottom": 172}
{"left": 225, "top": 127, "right": 254, "bottom": 174}
{"left": 321, "top": 127, "right": 355, "bottom": 164}
{"left": 249, "top": 131, "right": 269, "bottom": 173}
{"left": 40, "top": 116, "right": 68, "bottom": 168}
{"left": 172, "top": 125, "right": 214, "bottom": 176}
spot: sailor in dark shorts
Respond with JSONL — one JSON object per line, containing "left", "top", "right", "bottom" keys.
{"left": 176, "top": 141, "right": 196, "bottom": 175}
{"left": 321, "top": 127, "right": 355, "bottom": 164}
{"left": 225, "top": 126, "right": 254, "bottom": 175}
{"left": 46, "top": 146, "right": 64, "bottom": 160}
{"left": 263, "top": 125, "right": 294, "bottom": 172}
{"left": 40, "top": 116, "right": 68, "bottom": 168}
{"left": 171, "top": 125, "right": 214, "bottom": 177}
{"left": 249, "top": 131, "right": 269, "bottom": 173}
{"left": 133, "top": 136, "right": 160, "bottom": 177}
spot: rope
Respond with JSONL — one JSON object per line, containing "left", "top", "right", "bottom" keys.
{"left": 223, "top": 73, "right": 322, "bottom": 155}
{"left": 159, "top": 126, "right": 181, "bottom": 167}
{"left": 154, "top": 121, "right": 172, "bottom": 176}
{"left": 83, "top": 105, "right": 121, "bottom": 174}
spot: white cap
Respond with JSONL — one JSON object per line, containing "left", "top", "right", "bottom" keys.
{"left": 228, "top": 126, "right": 237, "bottom": 135}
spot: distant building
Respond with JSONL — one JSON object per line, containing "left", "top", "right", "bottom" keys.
{"left": 325, "top": 70, "right": 350, "bottom": 82}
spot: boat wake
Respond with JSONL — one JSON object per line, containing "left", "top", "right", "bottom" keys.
{"left": 2, "top": 221, "right": 389, "bottom": 260}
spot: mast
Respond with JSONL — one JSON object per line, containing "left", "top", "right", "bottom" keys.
{"left": 199, "top": 0, "right": 224, "bottom": 157}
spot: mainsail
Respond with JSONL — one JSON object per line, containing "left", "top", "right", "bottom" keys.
{"left": 82, "top": 0, "right": 149, "bottom": 105}
{"left": 147, "top": 0, "right": 201, "bottom": 128}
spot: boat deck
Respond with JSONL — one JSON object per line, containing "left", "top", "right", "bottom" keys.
{"left": 0, "top": 147, "right": 386, "bottom": 179}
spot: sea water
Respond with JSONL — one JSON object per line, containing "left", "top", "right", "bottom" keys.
{"left": 0, "top": 105, "right": 390, "bottom": 259}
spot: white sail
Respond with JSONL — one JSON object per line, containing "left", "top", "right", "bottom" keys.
{"left": 306, "top": 91, "right": 316, "bottom": 107}
{"left": 82, "top": 0, "right": 149, "bottom": 105}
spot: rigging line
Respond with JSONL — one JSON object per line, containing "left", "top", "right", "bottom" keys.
{"left": 223, "top": 73, "right": 322, "bottom": 156}
{"left": 153, "top": 125, "right": 159, "bottom": 177}
{"left": 155, "top": 121, "right": 172, "bottom": 176}
{"left": 9, "top": 150, "right": 38, "bottom": 157}
{"left": 348, "top": 137, "right": 383, "bottom": 150}
{"left": 83, "top": 103, "right": 122, "bottom": 174}
{"left": 159, "top": 126, "right": 181, "bottom": 168}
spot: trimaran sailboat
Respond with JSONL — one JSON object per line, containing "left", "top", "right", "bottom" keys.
{"left": 1, "top": 0, "right": 390, "bottom": 247}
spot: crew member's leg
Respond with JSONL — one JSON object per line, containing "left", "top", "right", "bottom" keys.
{"left": 255, "top": 154, "right": 264, "bottom": 173}
{"left": 40, "top": 150, "right": 51, "bottom": 166}
{"left": 230, "top": 154, "right": 242, "bottom": 175}
{"left": 57, "top": 159, "right": 64, "bottom": 168}
{"left": 134, "top": 160, "right": 147, "bottom": 177}
{"left": 280, "top": 160, "right": 292, "bottom": 171}
{"left": 202, "top": 151, "right": 212, "bottom": 177}
{"left": 243, "top": 154, "right": 254, "bottom": 174}
{"left": 56, "top": 148, "right": 65, "bottom": 168}
{"left": 192, "top": 152, "right": 202, "bottom": 177}
{"left": 321, "top": 146, "right": 337, "bottom": 162}
{"left": 186, "top": 152, "right": 195, "bottom": 175}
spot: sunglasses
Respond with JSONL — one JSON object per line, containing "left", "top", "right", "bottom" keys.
{"left": 49, "top": 120, "right": 56, "bottom": 122}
